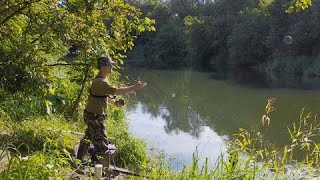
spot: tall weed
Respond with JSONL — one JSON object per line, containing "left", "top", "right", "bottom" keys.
{"left": 131, "top": 98, "right": 320, "bottom": 179}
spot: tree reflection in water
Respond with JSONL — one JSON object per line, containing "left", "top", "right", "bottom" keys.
{"left": 122, "top": 68, "right": 320, "bottom": 146}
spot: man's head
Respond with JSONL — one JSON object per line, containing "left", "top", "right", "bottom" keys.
{"left": 98, "top": 55, "right": 114, "bottom": 69}
{"left": 97, "top": 55, "right": 114, "bottom": 76}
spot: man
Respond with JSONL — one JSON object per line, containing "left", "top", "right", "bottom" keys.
{"left": 76, "top": 55, "right": 147, "bottom": 168}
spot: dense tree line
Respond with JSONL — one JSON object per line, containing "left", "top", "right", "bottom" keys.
{"left": 127, "top": 0, "right": 320, "bottom": 77}
{"left": 0, "top": 0, "right": 155, "bottom": 119}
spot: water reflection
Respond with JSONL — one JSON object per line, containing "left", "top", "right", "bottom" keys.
{"left": 122, "top": 68, "right": 320, "bottom": 169}
{"left": 127, "top": 102, "right": 227, "bottom": 170}
{"left": 212, "top": 70, "right": 320, "bottom": 90}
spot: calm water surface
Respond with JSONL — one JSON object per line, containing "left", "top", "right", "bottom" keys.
{"left": 122, "top": 69, "right": 320, "bottom": 170}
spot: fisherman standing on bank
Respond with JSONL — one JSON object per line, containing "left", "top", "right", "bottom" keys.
{"left": 76, "top": 55, "right": 147, "bottom": 168}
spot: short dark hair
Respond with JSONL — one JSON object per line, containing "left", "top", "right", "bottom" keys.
{"left": 97, "top": 55, "right": 114, "bottom": 69}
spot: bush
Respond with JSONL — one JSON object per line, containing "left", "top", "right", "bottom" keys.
{"left": 107, "top": 106, "right": 149, "bottom": 169}
{"left": 0, "top": 116, "right": 78, "bottom": 152}
{"left": 133, "top": 99, "right": 320, "bottom": 180}
{"left": 0, "top": 145, "right": 72, "bottom": 179}
{"left": 305, "top": 54, "right": 320, "bottom": 77}
{"left": 228, "top": 11, "right": 271, "bottom": 67}
{"left": 264, "top": 56, "right": 313, "bottom": 76}
{"left": 0, "top": 92, "right": 46, "bottom": 121}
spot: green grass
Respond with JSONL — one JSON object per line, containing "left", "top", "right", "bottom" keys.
{"left": 0, "top": 92, "right": 149, "bottom": 179}
{"left": 1, "top": 89, "right": 320, "bottom": 179}
{"left": 107, "top": 106, "right": 149, "bottom": 168}
{"left": 130, "top": 98, "right": 320, "bottom": 180}
{"left": 0, "top": 144, "right": 72, "bottom": 179}
{"left": 263, "top": 56, "right": 319, "bottom": 77}
{"left": 0, "top": 113, "right": 149, "bottom": 178}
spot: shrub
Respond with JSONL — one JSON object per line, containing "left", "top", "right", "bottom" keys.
{"left": 264, "top": 56, "right": 313, "bottom": 76}
{"left": 0, "top": 145, "right": 72, "bottom": 179}
{"left": 0, "top": 116, "right": 77, "bottom": 152}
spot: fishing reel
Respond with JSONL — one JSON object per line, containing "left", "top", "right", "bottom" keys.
{"left": 108, "top": 95, "right": 124, "bottom": 106}
{"left": 116, "top": 98, "right": 125, "bottom": 106}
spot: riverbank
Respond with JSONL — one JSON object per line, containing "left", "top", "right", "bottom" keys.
{"left": 2, "top": 68, "right": 320, "bottom": 179}
{"left": 1, "top": 93, "right": 320, "bottom": 179}
{"left": 0, "top": 89, "right": 149, "bottom": 179}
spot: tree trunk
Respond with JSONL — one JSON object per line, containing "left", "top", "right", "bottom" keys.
{"left": 67, "top": 65, "right": 90, "bottom": 118}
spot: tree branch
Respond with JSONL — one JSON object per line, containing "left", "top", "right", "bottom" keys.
{"left": 0, "top": 1, "right": 31, "bottom": 16}
{"left": 0, "top": 1, "right": 39, "bottom": 26}
{"left": 46, "top": 62, "right": 89, "bottom": 67}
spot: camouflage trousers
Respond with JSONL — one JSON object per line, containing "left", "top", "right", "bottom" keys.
{"left": 76, "top": 110, "right": 109, "bottom": 161}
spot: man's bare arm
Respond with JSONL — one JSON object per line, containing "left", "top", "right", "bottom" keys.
{"left": 114, "top": 85, "right": 137, "bottom": 95}
{"left": 114, "top": 81, "right": 146, "bottom": 95}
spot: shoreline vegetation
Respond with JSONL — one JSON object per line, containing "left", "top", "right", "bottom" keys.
{"left": 0, "top": 0, "right": 155, "bottom": 177}
{"left": 1, "top": 0, "right": 320, "bottom": 179}
{"left": 126, "top": 0, "right": 320, "bottom": 78}
{"left": 1, "top": 85, "right": 320, "bottom": 179}
{"left": 0, "top": 88, "right": 149, "bottom": 179}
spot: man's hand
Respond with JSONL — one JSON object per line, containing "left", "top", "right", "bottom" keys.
{"left": 115, "top": 99, "right": 125, "bottom": 107}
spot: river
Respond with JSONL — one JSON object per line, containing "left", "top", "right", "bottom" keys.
{"left": 121, "top": 68, "right": 320, "bottom": 170}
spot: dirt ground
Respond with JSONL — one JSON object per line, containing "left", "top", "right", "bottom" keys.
{"left": 67, "top": 166, "right": 131, "bottom": 180}
{"left": 1, "top": 150, "right": 134, "bottom": 179}
{"left": 0, "top": 150, "right": 10, "bottom": 171}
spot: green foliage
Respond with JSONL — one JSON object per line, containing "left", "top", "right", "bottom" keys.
{"left": 2, "top": 0, "right": 320, "bottom": 179}
{"left": 288, "top": 0, "right": 312, "bottom": 13}
{"left": 228, "top": 10, "right": 271, "bottom": 67}
{"left": 46, "top": 65, "right": 85, "bottom": 114}
{"left": 0, "top": 0, "right": 155, "bottom": 119}
{"left": 0, "top": 144, "right": 72, "bottom": 179}
{"left": 134, "top": 154, "right": 215, "bottom": 180}
{"left": 305, "top": 54, "right": 320, "bottom": 77}
{"left": 0, "top": 90, "right": 46, "bottom": 121}
{"left": 130, "top": 98, "right": 320, "bottom": 179}
{"left": 183, "top": 16, "right": 207, "bottom": 69}
{"left": 107, "top": 106, "right": 149, "bottom": 168}
{"left": 0, "top": 116, "right": 77, "bottom": 150}
{"left": 264, "top": 56, "right": 313, "bottom": 76}
{"left": 0, "top": 110, "right": 150, "bottom": 177}
{"left": 127, "top": 0, "right": 187, "bottom": 69}
{"left": 140, "top": 23, "right": 186, "bottom": 68}
{"left": 287, "top": 109, "right": 320, "bottom": 163}
{"left": 227, "top": 99, "right": 320, "bottom": 178}
{"left": 0, "top": 72, "right": 79, "bottom": 120}
{"left": 0, "top": 0, "right": 154, "bottom": 93}
{"left": 0, "top": 0, "right": 154, "bottom": 178}
{"left": 128, "top": 0, "right": 320, "bottom": 76}
{"left": 0, "top": 115, "right": 77, "bottom": 179}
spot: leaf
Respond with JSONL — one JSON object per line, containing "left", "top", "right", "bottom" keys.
{"left": 45, "top": 100, "right": 52, "bottom": 114}
{"left": 48, "top": 87, "right": 56, "bottom": 95}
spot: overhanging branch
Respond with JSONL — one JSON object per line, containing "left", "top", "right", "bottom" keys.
{"left": 46, "top": 63, "right": 89, "bottom": 67}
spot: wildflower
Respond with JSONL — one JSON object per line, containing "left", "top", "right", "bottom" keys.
{"left": 46, "top": 164, "right": 54, "bottom": 169}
